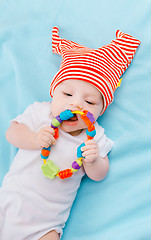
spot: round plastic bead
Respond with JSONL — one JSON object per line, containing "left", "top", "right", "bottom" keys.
{"left": 86, "top": 129, "right": 96, "bottom": 138}
{"left": 56, "top": 115, "right": 62, "bottom": 123}
{"left": 72, "top": 161, "right": 81, "bottom": 170}
{"left": 41, "top": 146, "right": 51, "bottom": 159}
{"left": 51, "top": 118, "right": 61, "bottom": 127}
{"left": 71, "top": 158, "right": 83, "bottom": 172}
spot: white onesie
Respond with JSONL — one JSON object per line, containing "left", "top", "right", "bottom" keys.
{"left": 0, "top": 101, "right": 113, "bottom": 239}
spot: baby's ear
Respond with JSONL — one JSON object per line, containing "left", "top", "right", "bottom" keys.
{"left": 52, "top": 27, "right": 86, "bottom": 56}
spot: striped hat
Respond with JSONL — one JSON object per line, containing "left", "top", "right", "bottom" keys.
{"left": 50, "top": 27, "right": 140, "bottom": 114}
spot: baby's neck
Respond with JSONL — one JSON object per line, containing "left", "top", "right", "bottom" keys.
{"left": 67, "top": 129, "right": 84, "bottom": 136}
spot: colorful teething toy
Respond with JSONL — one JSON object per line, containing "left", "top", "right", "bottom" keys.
{"left": 41, "top": 110, "right": 96, "bottom": 180}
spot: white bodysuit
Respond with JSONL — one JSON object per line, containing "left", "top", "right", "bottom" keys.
{"left": 0, "top": 102, "right": 113, "bottom": 239}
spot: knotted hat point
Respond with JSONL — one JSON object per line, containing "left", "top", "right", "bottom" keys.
{"left": 50, "top": 27, "right": 141, "bottom": 114}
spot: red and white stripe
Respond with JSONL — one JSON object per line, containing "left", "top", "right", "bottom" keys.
{"left": 50, "top": 27, "right": 140, "bottom": 114}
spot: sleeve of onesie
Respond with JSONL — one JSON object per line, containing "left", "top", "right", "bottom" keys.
{"left": 95, "top": 122, "right": 114, "bottom": 158}
{"left": 11, "top": 102, "right": 51, "bottom": 132}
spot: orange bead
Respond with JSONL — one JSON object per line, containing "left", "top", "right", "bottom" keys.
{"left": 83, "top": 110, "right": 88, "bottom": 115}
{"left": 87, "top": 135, "right": 93, "bottom": 140}
{"left": 41, "top": 149, "right": 50, "bottom": 157}
{"left": 58, "top": 169, "right": 73, "bottom": 179}
{"left": 81, "top": 115, "right": 92, "bottom": 128}
{"left": 88, "top": 124, "right": 95, "bottom": 131}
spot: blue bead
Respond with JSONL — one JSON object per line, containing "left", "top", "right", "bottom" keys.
{"left": 86, "top": 129, "right": 96, "bottom": 137}
{"left": 77, "top": 142, "right": 85, "bottom": 158}
{"left": 60, "top": 110, "right": 74, "bottom": 121}
{"left": 41, "top": 154, "right": 49, "bottom": 160}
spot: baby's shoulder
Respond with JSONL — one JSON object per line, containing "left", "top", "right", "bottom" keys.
{"left": 94, "top": 122, "right": 105, "bottom": 140}
{"left": 29, "top": 101, "right": 52, "bottom": 113}
{"left": 31, "top": 101, "right": 51, "bottom": 108}
{"left": 95, "top": 121, "right": 104, "bottom": 132}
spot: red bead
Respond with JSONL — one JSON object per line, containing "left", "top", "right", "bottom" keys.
{"left": 54, "top": 128, "right": 59, "bottom": 139}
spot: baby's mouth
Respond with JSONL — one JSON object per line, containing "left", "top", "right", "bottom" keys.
{"left": 69, "top": 114, "right": 78, "bottom": 121}
{"left": 64, "top": 114, "right": 78, "bottom": 125}
{"left": 67, "top": 113, "right": 78, "bottom": 122}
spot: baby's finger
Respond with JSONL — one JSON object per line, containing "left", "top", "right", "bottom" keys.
{"left": 43, "top": 126, "right": 55, "bottom": 135}
{"left": 42, "top": 128, "right": 56, "bottom": 143}
{"left": 81, "top": 144, "right": 97, "bottom": 152}
{"left": 82, "top": 140, "right": 97, "bottom": 149}
{"left": 42, "top": 131, "right": 54, "bottom": 140}
{"left": 82, "top": 148, "right": 98, "bottom": 157}
{"left": 40, "top": 141, "right": 50, "bottom": 149}
{"left": 41, "top": 134, "right": 56, "bottom": 146}
{"left": 49, "top": 134, "right": 56, "bottom": 145}
{"left": 83, "top": 155, "right": 96, "bottom": 163}
{"left": 47, "top": 134, "right": 56, "bottom": 145}
{"left": 85, "top": 139, "right": 96, "bottom": 145}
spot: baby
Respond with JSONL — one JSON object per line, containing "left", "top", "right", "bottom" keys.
{"left": 0, "top": 27, "right": 140, "bottom": 240}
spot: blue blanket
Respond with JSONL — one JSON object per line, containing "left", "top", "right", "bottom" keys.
{"left": 0, "top": 0, "right": 151, "bottom": 239}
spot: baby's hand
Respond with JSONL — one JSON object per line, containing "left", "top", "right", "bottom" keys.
{"left": 34, "top": 126, "right": 56, "bottom": 149}
{"left": 81, "top": 139, "right": 99, "bottom": 164}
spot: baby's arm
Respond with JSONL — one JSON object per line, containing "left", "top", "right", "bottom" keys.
{"left": 81, "top": 139, "right": 109, "bottom": 181}
{"left": 5, "top": 122, "right": 56, "bottom": 150}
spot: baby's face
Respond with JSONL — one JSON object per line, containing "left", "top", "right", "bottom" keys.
{"left": 51, "top": 80, "right": 104, "bottom": 136}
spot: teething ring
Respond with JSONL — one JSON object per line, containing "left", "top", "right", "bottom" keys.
{"left": 41, "top": 110, "right": 96, "bottom": 180}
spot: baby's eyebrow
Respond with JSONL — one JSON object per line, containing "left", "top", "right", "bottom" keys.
{"left": 62, "top": 87, "right": 73, "bottom": 93}
{"left": 62, "top": 82, "right": 73, "bottom": 89}
{"left": 85, "top": 94, "right": 97, "bottom": 99}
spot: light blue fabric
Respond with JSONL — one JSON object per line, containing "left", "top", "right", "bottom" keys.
{"left": 0, "top": 0, "right": 151, "bottom": 239}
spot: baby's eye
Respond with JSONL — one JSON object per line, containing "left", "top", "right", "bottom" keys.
{"left": 63, "top": 92, "right": 72, "bottom": 97}
{"left": 85, "top": 100, "right": 95, "bottom": 105}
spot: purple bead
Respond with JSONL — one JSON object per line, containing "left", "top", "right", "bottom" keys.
{"left": 56, "top": 115, "right": 62, "bottom": 123}
{"left": 51, "top": 123, "right": 57, "bottom": 129}
{"left": 51, "top": 115, "right": 62, "bottom": 129}
{"left": 86, "top": 112, "right": 95, "bottom": 123}
{"left": 72, "top": 161, "right": 81, "bottom": 170}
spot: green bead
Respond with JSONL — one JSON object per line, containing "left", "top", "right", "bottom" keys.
{"left": 52, "top": 118, "right": 61, "bottom": 127}
{"left": 41, "top": 160, "right": 60, "bottom": 179}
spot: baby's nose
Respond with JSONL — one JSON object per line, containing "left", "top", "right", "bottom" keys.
{"left": 71, "top": 98, "right": 83, "bottom": 110}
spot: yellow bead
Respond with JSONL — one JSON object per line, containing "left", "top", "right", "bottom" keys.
{"left": 71, "top": 167, "right": 78, "bottom": 173}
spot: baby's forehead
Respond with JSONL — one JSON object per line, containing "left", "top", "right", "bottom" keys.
{"left": 57, "top": 79, "right": 103, "bottom": 98}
